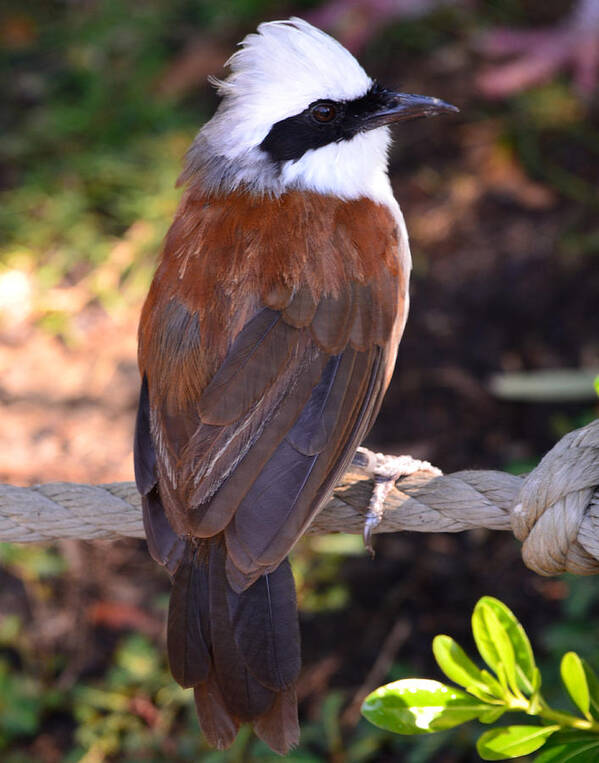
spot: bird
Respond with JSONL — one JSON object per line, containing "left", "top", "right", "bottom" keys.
{"left": 134, "top": 17, "right": 456, "bottom": 755}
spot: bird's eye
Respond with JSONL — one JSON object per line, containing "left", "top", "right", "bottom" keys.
{"left": 311, "top": 102, "right": 337, "bottom": 123}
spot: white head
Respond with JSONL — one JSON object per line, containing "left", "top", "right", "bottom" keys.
{"left": 182, "top": 18, "right": 456, "bottom": 204}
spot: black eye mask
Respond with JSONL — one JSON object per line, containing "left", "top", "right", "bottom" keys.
{"left": 260, "top": 83, "right": 390, "bottom": 163}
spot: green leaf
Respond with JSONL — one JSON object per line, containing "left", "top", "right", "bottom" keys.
{"left": 481, "top": 669, "right": 506, "bottom": 699}
{"left": 473, "top": 602, "right": 518, "bottom": 694}
{"left": 581, "top": 659, "right": 599, "bottom": 720}
{"left": 479, "top": 706, "right": 507, "bottom": 724}
{"left": 529, "top": 669, "right": 543, "bottom": 715}
{"left": 561, "top": 652, "right": 591, "bottom": 719}
{"left": 361, "top": 679, "right": 490, "bottom": 735}
{"left": 535, "top": 730, "right": 599, "bottom": 762}
{"left": 476, "top": 725, "right": 559, "bottom": 760}
{"left": 432, "top": 635, "right": 503, "bottom": 702}
{"left": 473, "top": 597, "right": 536, "bottom": 695}
{"left": 483, "top": 597, "right": 536, "bottom": 693}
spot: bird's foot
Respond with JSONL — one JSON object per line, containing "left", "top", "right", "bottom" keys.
{"left": 352, "top": 448, "right": 441, "bottom": 555}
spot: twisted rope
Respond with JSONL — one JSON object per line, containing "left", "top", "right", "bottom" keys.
{"left": 1, "top": 420, "right": 597, "bottom": 577}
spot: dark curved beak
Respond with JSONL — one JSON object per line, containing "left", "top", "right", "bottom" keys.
{"left": 364, "top": 91, "right": 459, "bottom": 130}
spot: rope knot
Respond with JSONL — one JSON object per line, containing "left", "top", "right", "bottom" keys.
{"left": 511, "top": 419, "right": 599, "bottom": 576}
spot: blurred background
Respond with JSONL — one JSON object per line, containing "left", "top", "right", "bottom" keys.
{"left": 1, "top": 0, "right": 599, "bottom": 760}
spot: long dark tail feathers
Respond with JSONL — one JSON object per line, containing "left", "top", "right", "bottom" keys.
{"left": 166, "top": 537, "right": 301, "bottom": 754}
{"left": 167, "top": 543, "right": 210, "bottom": 687}
{"left": 227, "top": 558, "right": 301, "bottom": 692}
{"left": 194, "top": 673, "right": 240, "bottom": 750}
{"left": 254, "top": 686, "right": 300, "bottom": 754}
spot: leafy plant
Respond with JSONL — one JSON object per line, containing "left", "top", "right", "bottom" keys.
{"left": 362, "top": 597, "right": 599, "bottom": 760}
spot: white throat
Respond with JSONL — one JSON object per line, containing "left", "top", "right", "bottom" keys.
{"left": 279, "top": 127, "right": 394, "bottom": 204}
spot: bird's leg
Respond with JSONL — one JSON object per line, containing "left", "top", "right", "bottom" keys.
{"left": 351, "top": 447, "right": 441, "bottom": 554}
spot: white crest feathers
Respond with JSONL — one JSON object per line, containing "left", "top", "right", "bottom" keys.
{"left": 211, "top": 17, "right": 372, "bottom": 125}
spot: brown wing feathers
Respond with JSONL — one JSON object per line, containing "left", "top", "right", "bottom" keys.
{"left": 135, "top": 188, "right": 406, "bottom": 753}
{"left": 198, "top": 310, "right": 298, "bottom": 426}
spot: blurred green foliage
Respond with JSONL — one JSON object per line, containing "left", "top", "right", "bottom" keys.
{"left": 2, "top": 0, "right": 207, "bottom": 328}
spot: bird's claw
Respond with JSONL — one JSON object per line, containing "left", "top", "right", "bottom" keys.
{"left": 354, "top": 449, "right": 441, "bottom": 555}
{"left": 363, "top": 474, "right": 394, "bottom": 556}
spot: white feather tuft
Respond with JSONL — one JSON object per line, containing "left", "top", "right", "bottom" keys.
{"left": 212, "top": 18, "right": 371, "bottom": 116}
